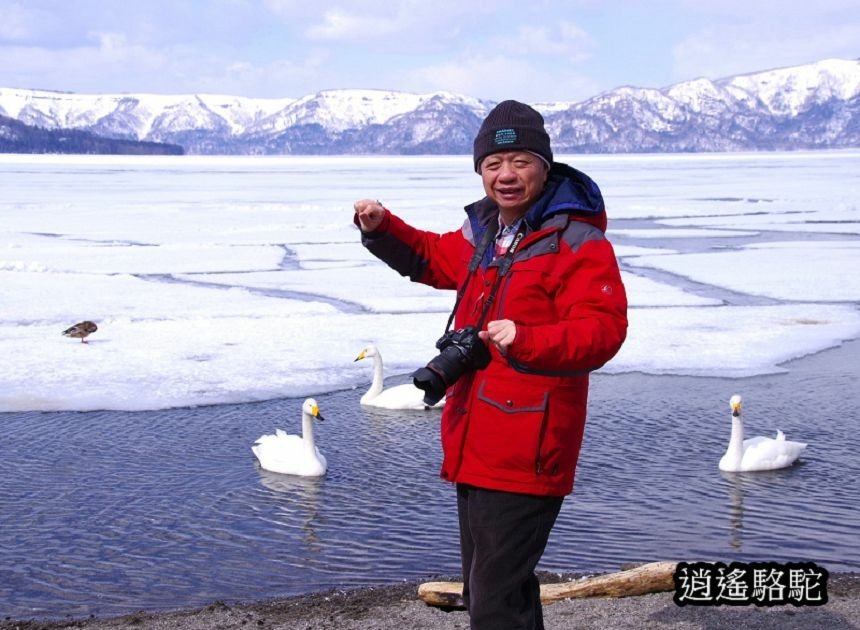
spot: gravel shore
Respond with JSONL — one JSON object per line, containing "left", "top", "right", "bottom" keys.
{"left": 4, "top": 574, "right": 858, "bottom": 630}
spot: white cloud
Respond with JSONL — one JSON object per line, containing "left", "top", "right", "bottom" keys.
{"left": 406, "top": 53, "right": 600, "bottom": 103}
{"left": 306, "top": 8, "right": 400, "bottom": 40}
{"left": 677, "top": 0, "right": 860, "bottom": 18}
{"left": 392, "top": 17, "right": 598, "bottom": 101}
{"left": 214, "top": 51, "right": 332, "bottom": 96}
{"left": 0, "top": 1, "right": 600, "bottom": 100}
{"left": 0, "top": 34, "right": 187, "bottom": 94}
{"left": 0, "top": 1, "right": 50, "bottom": 41}
{"left": 671, "top": 0, "right": 860, "bottom": 81}
{"left": 672, "top": 20, "right": 860, "bottom": 81}
{"left": 1, "top": 0, "right": 855, "bottom": 103}
{"left": 0, "top": 7, "right": 25, "bottom": 40}
{"left": 509, "top": 22, "right": 593, "bottom": 59}
{"left": 263, "top": 0, "right": 325, "bottom": 16}
{"left": 266, "top": 1, "right": 497, "bottom": 50}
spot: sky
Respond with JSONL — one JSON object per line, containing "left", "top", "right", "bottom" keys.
{"left": 0, "top": 1, "right": 859, "bottom": 104}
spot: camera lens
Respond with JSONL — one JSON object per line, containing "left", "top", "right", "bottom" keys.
{"left": 411, "top": 366, "right": 447, "bottom": 407}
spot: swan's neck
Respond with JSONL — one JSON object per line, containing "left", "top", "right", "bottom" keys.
{"left": 725, "top": 414, "right": 745, "bottom": 464}
{"left": 364, "top": 354, "right": 384, "bottom": 399}
{"left": 301, "top": 414, "right": 316, "bottom": 452}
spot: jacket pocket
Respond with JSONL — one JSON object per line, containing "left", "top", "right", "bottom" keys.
{"left": 472, "top": 378, "right": 549, "bottom": 476}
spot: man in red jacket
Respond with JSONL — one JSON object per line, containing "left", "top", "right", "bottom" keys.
{"left": 354, "top": 100, "right": 627, "bottom": 630}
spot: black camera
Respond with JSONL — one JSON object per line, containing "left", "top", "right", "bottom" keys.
{"left": 411, "top": 326, "right": 492, "bottom": 406}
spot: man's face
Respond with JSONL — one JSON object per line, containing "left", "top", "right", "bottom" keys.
{"left": 480, "top": 151, "right": 548, "bottom": 222}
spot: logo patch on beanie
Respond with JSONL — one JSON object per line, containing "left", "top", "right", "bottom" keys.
{"left": 494, "top": 128, "right": 517, "bottom": 145}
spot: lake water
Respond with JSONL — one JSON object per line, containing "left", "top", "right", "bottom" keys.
{"left": 1, "top": 340, "right": 858, "bottom": 619}
{"left": 0, "top": 152, "right": 858, "bottom": 619}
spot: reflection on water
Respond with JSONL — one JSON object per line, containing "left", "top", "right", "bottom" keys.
{"left": 720, "top": 468, "right": 798, "bottom": 551}
{"left": 256, "top": 470, "right": 325, "bottom": 553}
{"left": 0, "top": 340, "right": 858, "bottom": 619}
{"left": 721, "top": 470, "right": 747, "bottom": 550}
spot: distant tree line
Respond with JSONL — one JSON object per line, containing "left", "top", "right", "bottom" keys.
{"left": 0, "top": 115, "right": 184, "bottom": 155}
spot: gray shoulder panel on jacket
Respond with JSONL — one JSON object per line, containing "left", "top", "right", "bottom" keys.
{"left": 561, "top": 220, "right": 605, "bottom": 253}
{"left": 461, "top": 218, "right": 475, "bottom": 246}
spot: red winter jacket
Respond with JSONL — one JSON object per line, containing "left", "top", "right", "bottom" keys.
{"left": 359, "top": 163, "right": 628, "bottom": 496}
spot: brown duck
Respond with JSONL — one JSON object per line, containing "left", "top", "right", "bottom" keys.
{"left": 63, "top": 321, "right": 98, "bottom": 343}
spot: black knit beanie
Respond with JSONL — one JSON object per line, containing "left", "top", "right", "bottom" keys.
{"left": 472, "top": 100, "right": 553, "bottom": 173}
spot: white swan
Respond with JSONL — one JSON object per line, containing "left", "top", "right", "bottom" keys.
{"left": 354, "top": 345, "right": 445, "bottom": 410}
{"left": 252, "top": 398, "right": 327, "bottom": 476}
{"left": 718, "top": 394, "right": 807, "bottom": 472}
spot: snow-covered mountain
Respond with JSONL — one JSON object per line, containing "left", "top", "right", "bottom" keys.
{"left": 1, "top": 58, "right": 858, "bottom": 154}
{"left": 547, "top": 58, "right": 860, "bottom": 153}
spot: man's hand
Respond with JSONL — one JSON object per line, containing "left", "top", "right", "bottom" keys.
{"left": 478, "top": 319, "right": 517, "bottom": 354}
{"left": 353, "top": 199, "right": 386, "bottom": 232}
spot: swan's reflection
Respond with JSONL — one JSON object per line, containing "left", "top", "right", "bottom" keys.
{"left": 719, "top": 470, "right": 747, "bottom": 550}
{"left": 719, "top": 468, "right": 794, "bottom": 550}
{"left": 256, "top": 468, "right": 325, "bottom": 552}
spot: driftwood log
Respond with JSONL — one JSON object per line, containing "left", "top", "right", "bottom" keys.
{"left": 418, "top": 561, "right": 678, "bottom": 609}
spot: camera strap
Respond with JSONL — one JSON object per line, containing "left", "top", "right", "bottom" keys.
{"left": 443, "top": 222, "right": 497, "bottom": 333}
{"left": 474, "top": 224, "right": 526, "bottom": 329}
{"left": 443, "top": 218, "right": 527, "bottom": 334}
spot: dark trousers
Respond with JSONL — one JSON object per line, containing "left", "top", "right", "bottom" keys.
{"left": 457, "top": 484, "right": 564, "bottom": 630}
